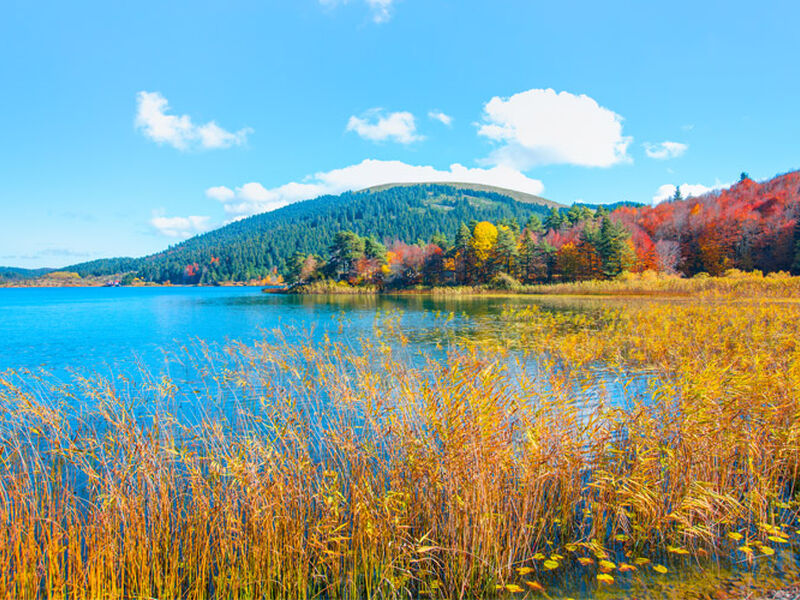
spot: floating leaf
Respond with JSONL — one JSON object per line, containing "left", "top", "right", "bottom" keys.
{"left": 505, "top": 584, "right": 524, "bottom": 593}
{"left": 598, "top": 560, "right": 616, "bottom": 571}
{"left": 516, "top": 567, "right": 534, "bottom": 575}
{"left": 652, "top": 564, "right": 668, "bottom": 574}
{"left": 634, "top": 557, "right": 650, "bottom": 565}
{"left": 578, "top": 557, "right": 595, "bottom": 566}
{"left": 768, "top": 536, "right": 789, "bottom": 544}
{"left": 532, "top": 552, "right": 545, "bottom": 560}
{"left": 738, "top": 545, "right": 753, "bottom": 555}
{"left": 525, "top": 581, "right": 544, "bottom": 592}
{"left": 596, "top": 573, "right": 615, "bottom": 585}
{"left": 761, "top": 546, "right": 775, "bottom": 556}
{"left": 543, "top": 560, "right": 559, "bottom": 570}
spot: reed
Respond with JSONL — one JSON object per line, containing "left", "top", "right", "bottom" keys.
{"left": 1, "top": 292, "right": 799, "bottom": 599}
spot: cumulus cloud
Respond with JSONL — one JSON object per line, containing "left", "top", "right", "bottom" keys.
{"left": 652, "top": 182, "right": 729, "bottom": 204}
{"left": 478, "top": 88, "right": 631, "bottom": 168}
{"left": 346, "top": 109, "right": 422, "bottom": 144}
{"left": 205, "top": 186, "right": 236, "bottom": 202}
{"left": 208, "top": 159, "right": 545, "bottom": 219}
{"left": 644, "top": 141, "right": 688, "bottom": 160}
{"left": 135, "top": 91, "right": 252, "bottom": 151}
{"left": 428, "top": 110, "right": 453, "bottom": 126}
{"left": 320, "top": 0, "right": 395, "bottom": 23}
{"left": 150, "top": 213, "right": 211, "bottom": 238}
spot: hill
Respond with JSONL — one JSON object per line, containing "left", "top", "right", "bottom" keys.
{"left": 365, "top": 182, "right": 559, "bottom": 208}
{"left": 67, "top": 183, "right": 561, "bottom": 284}
{"left": 0, "top": 266, "right": 54, "bottom": 281}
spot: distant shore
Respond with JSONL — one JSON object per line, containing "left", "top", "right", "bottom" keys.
{"left": 268, "top": 270, "right": 800, "bottom": 299}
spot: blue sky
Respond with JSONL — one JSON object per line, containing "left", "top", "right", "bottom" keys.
{"left": 1, "top": 0, "right": 798, "bottom": 268}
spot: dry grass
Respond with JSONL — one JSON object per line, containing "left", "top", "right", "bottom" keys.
{"left": 1, "top": 288, "right": 800, "bottom": 599}
{"left": 519, "top": 268, "right": 800, "bottom": 298}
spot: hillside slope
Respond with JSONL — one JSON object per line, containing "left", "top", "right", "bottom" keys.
{"left": 69, "top": 183, "right": 560, "bottom": 284}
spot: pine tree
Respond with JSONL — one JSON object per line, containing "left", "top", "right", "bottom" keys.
{"left": 493, "top": 225, "right": 518, "bottom": 276}
{"left": 544, "top": 207, "right": 564, "bottom": 231}
{"left": 597, "top": 216, "right": 634, "bottom": 278}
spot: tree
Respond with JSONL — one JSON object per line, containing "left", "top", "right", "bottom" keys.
{"left": 326, "top": 231, "right": 365, "bottom": 281}
{"left": 544, "top": 207, "right": 564, "bottom": 231}
{"left": 430, "top": 232, "right": 450, "bottom": 250}
{"left": 364, "top": 237, "right": 387, "bottom": 263}
{"left": 470, "top": 221, "right": 498, "bottom": 282}
{"left": 597, "top": 216, "right": 635, "bottom": 277}
{"left": 454, "top": 222, "right": 474, "bottom": 283}
{"left": 493, "top": 224, "right": 518, "bottom": 275}
{"left": 525, "top": 214, "right": 545, "bottom": 235}
{"left": 790, "top": 215, "right": 800, "bottom": 275}
{"left": 672, "top": 186, "right": 683, "bottom": 202}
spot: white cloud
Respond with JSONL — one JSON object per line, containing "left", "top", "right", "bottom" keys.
{"left": 208, "top": 159, "right": 546, "bottom": 219}
{"left": 346, "top": 109, "right": 422, "bottom": 144}
{"left": 150, "top": 213, "right": 211, "bottom": 238}
{"left": 320, "top": 0, "right": 395, "bottom": 23}
{"left": 135, "top": 91, "right": 252, "bottom": 151}
{"left": 478, "top": 88, "right": 632, "bottom": 168}
{"left": 366, "top": 0, "right": 394, "bottom": 22}
{"left": 428, "top": 110, "right": 453, "bottom": 126}
{"left": 652, "top": 181, "right": 729, "bottom": 204}
{"left": 644, "top": 141, "right": 688, "bottom": 160}
{"left": 205, "top": 186, "right": 236, "bottom": 202}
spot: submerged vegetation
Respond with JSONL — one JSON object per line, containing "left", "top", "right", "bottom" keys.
{"left": 2, "top": 280, "right": 800, "bottom": 598}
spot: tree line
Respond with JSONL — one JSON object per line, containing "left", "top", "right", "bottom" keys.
{"left": 286, "top": 207, "right": 638, "bottom": 289}
{"left": 289, "top": 171, "right": 800, "bottom": 289}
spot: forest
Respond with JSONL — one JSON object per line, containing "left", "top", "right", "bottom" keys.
{"left": 288, "top": 172, "right": 800, "bottom": 289}
{"left": 20, "top": 171, "right": 800, "bottom": 287}
{"left": 64, "top": 184, "right": 556, "bottom": 284}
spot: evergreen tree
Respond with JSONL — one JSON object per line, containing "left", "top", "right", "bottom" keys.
{"left": 525, "top": 214, "right": 545, "bottom": 235}
{"left": 493, "top": 225, "right": 518, "bottom": 275}
{"left": 597, "top": 216, "right": 634, "bottom": 278}
{"left": 544, "top": 207, "right": 564, "bottom": 231}
{"left": 792, "top": 214, "right": 800, "bottom": 275}
{"left": 325, "top": 231, "right": 365, "bottom": 280}
{"left": 455, "top": 222, "right": 472, "bottom": 249}
{"left": 364, "top": 237, "right": 387, "bottom": 262}
{"left": 430, "top": 232, "right": 450, "bottom": 250}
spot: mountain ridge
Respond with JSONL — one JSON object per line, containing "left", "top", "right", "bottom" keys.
{"left": 63, "top": 182, "right": 559, "bottom": 283}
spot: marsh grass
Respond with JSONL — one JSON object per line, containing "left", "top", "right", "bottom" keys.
{"left": 1, "top": 290, "right": 800, "bottom": 599}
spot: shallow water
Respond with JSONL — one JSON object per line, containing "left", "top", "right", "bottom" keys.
{"left": 0, "top": 286, "right": 610, "bottom": 373}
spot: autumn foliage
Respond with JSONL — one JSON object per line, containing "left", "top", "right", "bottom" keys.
{"left": 614, "top": 171, "right": 800, "bottom": 276}
{"left": 288, "top": 171, "right": 800, "bottom": 289}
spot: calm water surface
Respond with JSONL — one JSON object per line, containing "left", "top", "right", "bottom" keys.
{"left": 0, "top": 287, "right": 655, "bottom": 421}
{"left": 0, "top": 286, "right": 561, "bottom": 373}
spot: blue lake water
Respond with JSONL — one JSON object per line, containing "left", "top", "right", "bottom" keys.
{"left": 0, "top": 286, "right": 656, "bottom": 422}
{"left": 0, "top": 286, "right": 532, "bottom": 374}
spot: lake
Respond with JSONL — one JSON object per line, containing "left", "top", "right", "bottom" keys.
{"left": 0, "top": 285, "right": 597, "bottom": 374}
{"left": 0, "top": 286, "right": 655, "bottom": 426}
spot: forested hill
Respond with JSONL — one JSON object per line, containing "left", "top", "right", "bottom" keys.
{"left": 68, "top": 183, "right": 560, "bottom": 284}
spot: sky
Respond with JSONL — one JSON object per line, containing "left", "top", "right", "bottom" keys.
{"left": 1, "top": 0, "right": 798, "bottom": 268}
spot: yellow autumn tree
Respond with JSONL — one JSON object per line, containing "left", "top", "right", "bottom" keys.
{"left": 471, "top": 221, "right": 497, "bottom": 262}
{"left": 469, "top": 221, "right": 498, "bottom": 282}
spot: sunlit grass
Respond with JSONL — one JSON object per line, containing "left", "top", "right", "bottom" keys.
{"left": 1, "top": 286, "right": 800, "bottom": 598}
